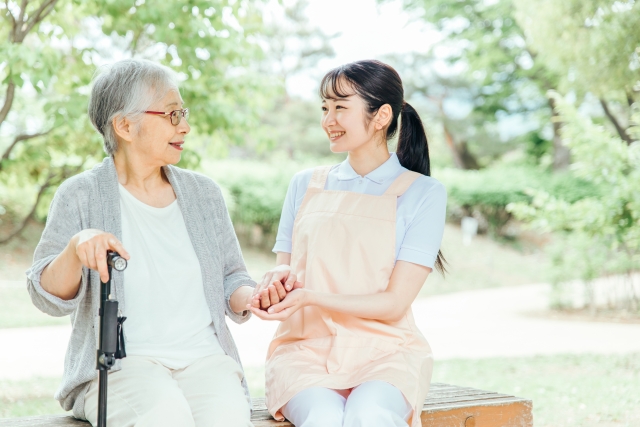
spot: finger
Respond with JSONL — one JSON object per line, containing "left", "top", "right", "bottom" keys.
{"left": 107, "top": 236, "right": 130, "bottom": 259}
{"left": 268, "top": 285, "right": 281, "bottom": 305}
{"left": 292, "top": 280, "right": 304, "bottom": 290}
{"left": 251, "top": 295, "right": 261, "bottom": 308}
{"left": 85, "top": 244, "right": 97, "bottom": 271}
{"left": 268, "top": 297, "right": 294, "bottom": 314}
{"left": 95, "top": 244, "right": 109, "bottom": 283}
{"left": 260, "top": 289, "right": 271, "bottom": 309}
{"left": 284, "top": 274, "right": 297, "bottom": 291}
{"left": 249, "top": 305, "right": 290, "bottom": 321}
{"left": 273, "top": 280, "right": 287, "bottom": 300}
{"left": 248, "top": 305, "right": 273, "bottom": 320}
{"left": 256, "top": 273, "right": 272, "bottom": 296}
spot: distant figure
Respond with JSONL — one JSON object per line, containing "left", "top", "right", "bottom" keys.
{"left": 26, "top": 59, "right": 258, "bottom": 427}
{"left": 250, "top": 60, "right": 447, "bottom": 427}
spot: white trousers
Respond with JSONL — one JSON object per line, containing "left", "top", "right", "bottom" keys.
{"left": 282, "top": 380, "right": 413, "bottom": 427}
{"left": 83, "top": 354, "right": 251, "bottom": 427}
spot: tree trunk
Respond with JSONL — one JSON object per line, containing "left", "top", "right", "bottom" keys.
{"left": 443, "top": 122, "right": 480, "bottom": 170}
{"left": 548, "top": 97, "right": 570, "bottom": 171}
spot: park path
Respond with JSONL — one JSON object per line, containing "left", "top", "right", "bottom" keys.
{"left": 2, "top": 282, "right": 640, "bottom": 380}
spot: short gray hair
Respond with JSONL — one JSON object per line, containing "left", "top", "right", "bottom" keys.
{"left": 88, "top": 59, "right": 179, "bottom": 156}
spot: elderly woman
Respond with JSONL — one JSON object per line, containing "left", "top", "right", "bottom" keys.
{"left": 26, "top": 59, "right": 258, "bottom": 427}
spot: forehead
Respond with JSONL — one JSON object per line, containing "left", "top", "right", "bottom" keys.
{"left": 151, "top": 88, "right": 183, "bottom": 109}
{"left": 322, "top": 76, "right": 356, "bottom": 101}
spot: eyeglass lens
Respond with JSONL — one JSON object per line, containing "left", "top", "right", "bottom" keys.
{"left": 170, "top": 109, "right": 189, "bottom": 126}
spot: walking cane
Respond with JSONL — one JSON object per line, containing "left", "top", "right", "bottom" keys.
{"left": 96, "top": 251, "right": 128, "bottom": 427}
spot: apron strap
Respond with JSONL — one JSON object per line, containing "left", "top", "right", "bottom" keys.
{"left": 308, "top": 166, "right": 333, "bottom": 190}
{"left": 383, "top": 171, "right": 421, "bottom": 196}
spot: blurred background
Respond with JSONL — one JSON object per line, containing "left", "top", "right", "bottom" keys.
{"left": 0, "top": 0, "right": 639, "bottom": 425}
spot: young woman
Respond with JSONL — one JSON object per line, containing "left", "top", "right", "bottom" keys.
{"left": 249, "top": 60, "right": 447, "bottom": 427}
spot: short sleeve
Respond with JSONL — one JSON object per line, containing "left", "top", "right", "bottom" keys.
{"left": 397, "top": 181, "right": 447, "bottom": 269}
{"left": 272, "top": 170, "right": 313, "bottom": 254}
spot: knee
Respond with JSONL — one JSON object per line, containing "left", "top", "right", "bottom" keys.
{"left": 294, "top": 409, "right": 343, "bottom": 427}
{"left": 343, "top": 405, "right": 406, "bottom": 427}
{"left": 139, "top": 393, "right": 195, "bottom": 427}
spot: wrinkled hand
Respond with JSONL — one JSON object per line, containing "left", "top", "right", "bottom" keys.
{"left": 73, "top": 229, "right": 130, "bottom": 283}
{"left": 248, "top": 288, "right": 309, "bottom": 321}
{"left": 252, "top": 265, "right": 302, "bottom": 310}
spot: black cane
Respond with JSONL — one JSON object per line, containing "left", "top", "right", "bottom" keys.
{"left": 96, "top": 252, "right": 127, "bottom": 427}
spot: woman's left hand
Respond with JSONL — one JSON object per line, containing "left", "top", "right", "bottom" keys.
{"left": 247, "top": 288, "right": 310, "bottom": 321}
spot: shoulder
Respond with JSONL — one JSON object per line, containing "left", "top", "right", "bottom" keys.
{"left": 288, "top": 164, "right": 339, "bottom": 192}
{"left": 404, "top": 173, "right": 447, "bottom": 206}
{"left": 167, "top": 165, "right": 223, "bottom": 197}
{"left": 289, "top": 168, "right": 315, "bottom": 189}
{"left": 54, "top": 168, "right": 99, "bottom": 202}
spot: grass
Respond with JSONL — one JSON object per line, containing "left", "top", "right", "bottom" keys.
{"left": 243, "top": 353, "right": 640, "bottom": 427}
{"left": 7, "top": 354, "right": 636, "bottom": 425}
{"left": 0, "top": 377, "right": 66, "bottom": 418}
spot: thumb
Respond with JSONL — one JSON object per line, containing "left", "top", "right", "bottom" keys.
{"left": 268, "top": 297, "right": 294, "bottom": 314}
{"left": 292, "top": 280, "right": 304, "bottom": 290}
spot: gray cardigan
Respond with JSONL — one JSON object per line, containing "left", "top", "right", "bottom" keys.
{"left": 25, "top": 157, "right": 256, "bottom": 419}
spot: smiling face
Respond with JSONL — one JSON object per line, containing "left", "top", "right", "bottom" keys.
{"left": 321, "top": 82, "right": 379, "bottom": 154}
{"left": 136, "top": 89, "right": 190, "bottom": 166}
{"left": 114, "top": 88, "right": 190, "bottom": 167}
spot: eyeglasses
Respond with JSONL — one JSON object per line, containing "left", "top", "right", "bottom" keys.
{"left": 144, "top": 108, "right": 189, "bottom": 126}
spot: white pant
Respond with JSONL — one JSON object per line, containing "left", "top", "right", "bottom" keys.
{"left": 282, "top": 380, "right": 413, "bottom": 427}
{"left": 84, "top": 354, "right": 251, "bottom": 427}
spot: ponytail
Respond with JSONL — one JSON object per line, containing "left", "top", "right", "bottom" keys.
{"left": 398, "top": 102, "right": 447, "bottom": 275}
{"left": 320, "top": 60, "right": 448, "bottom": 276}
{"left": 397, "top": 102, "right": 430, "bottom": 176}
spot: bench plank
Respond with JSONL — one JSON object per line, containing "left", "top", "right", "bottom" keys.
{"left": 0, "top": 383, "right": 532, "bottom": 427}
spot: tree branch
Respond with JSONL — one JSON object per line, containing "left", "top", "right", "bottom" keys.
{"left": 600, "top": 98, "right": 634, "bottom": 145}
{"left": 5, "top": 0, "right": 18, "bottom": 41}
{"left": 0, "top": 81, "right": 16, "bottom": 127}
{"left": 16, "top": 0, "right": 28, "bottom": 31}
{"left": 0, "top": 161, "right": 83, "bottom": 244}
{"left": 0, "top": 171, "right": 54, "bottom": 244}
{"left": 0, "top": 130, "right": 50, "bottom": 171}
{"left": 19, "top": 0, "right": 59, "bottom": 41}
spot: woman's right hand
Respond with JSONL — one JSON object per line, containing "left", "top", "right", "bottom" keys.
{"left": 73, "top": 229, "right": 130, "bottom": 283}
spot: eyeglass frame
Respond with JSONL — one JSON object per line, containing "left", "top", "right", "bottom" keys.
{"left": 143, "top": 108, "right": 189, "bottom": 126}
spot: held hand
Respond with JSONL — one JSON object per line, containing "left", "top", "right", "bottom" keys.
{"left": 253, "top": 265, "right": 300, "bottom": 309}
{"left": 251, "top": 279, "right": 304, "bottom": 311}
{"left": 73, "top": 229, "right": 130, "bottom": 283}
{"left": 247, "top": 288, "right": 309, "bottom": 321}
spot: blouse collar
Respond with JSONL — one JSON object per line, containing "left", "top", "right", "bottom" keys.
{"left": 335, "top": 152, "right": 403, "bottom": 184}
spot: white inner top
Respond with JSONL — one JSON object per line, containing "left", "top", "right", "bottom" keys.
{"left": 119, "top": 184, "right": 224, "bottom": 369}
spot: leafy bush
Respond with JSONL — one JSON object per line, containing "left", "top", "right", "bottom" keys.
{"left": 438, "top": 165, "right": 598, "bottom": 236}
{"left": 201, "top": 158, "right": 306, "bottom": 248}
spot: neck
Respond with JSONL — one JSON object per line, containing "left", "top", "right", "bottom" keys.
{"left": 347, "top": 136, "right": 390, "bottom": 177}
{"left": 113, "top": 148, "right": 166, "bottom": 192}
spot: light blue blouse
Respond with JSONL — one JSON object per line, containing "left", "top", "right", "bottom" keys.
{"left": 273, "top": 153, "right": 447, "bottom": 269}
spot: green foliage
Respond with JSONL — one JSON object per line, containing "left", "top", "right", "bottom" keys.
{"left": 508, "top": 93, "right": 640, "bottom": 307}
{"left": 513, "top": 0, "right": 640, "bottom": 98}
{"left": 202, "top": 158, "right": 302, "bottom": 238}
{"left": 0, "top": 0, "right": 271, "bottom": 235}
{"left": 439, "top": 165, "right": 597, "bottom": 235}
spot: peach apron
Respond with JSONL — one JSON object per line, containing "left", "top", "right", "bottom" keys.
{"left": 265, "top": 166, "right": 433, "bottom": 427}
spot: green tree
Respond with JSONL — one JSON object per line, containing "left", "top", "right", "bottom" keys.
{"left": 391, "top": 0, "right": 570, "bottom": 169}
{"left": 0, "top": 0, "right": 268, "bottom": 241}
{"left": 508, "top": 93, "right": 640, "bottom": 311}
{"left": 513, "top": 0, "right": 640, "bottom": 145}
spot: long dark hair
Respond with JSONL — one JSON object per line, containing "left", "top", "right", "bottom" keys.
{"left": 320, "top": 59, "right": 447, "bottom": 275}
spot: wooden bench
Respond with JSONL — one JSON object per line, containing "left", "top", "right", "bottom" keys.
{"left": 0, "top": 383, "right": 532, "bottom": 426}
